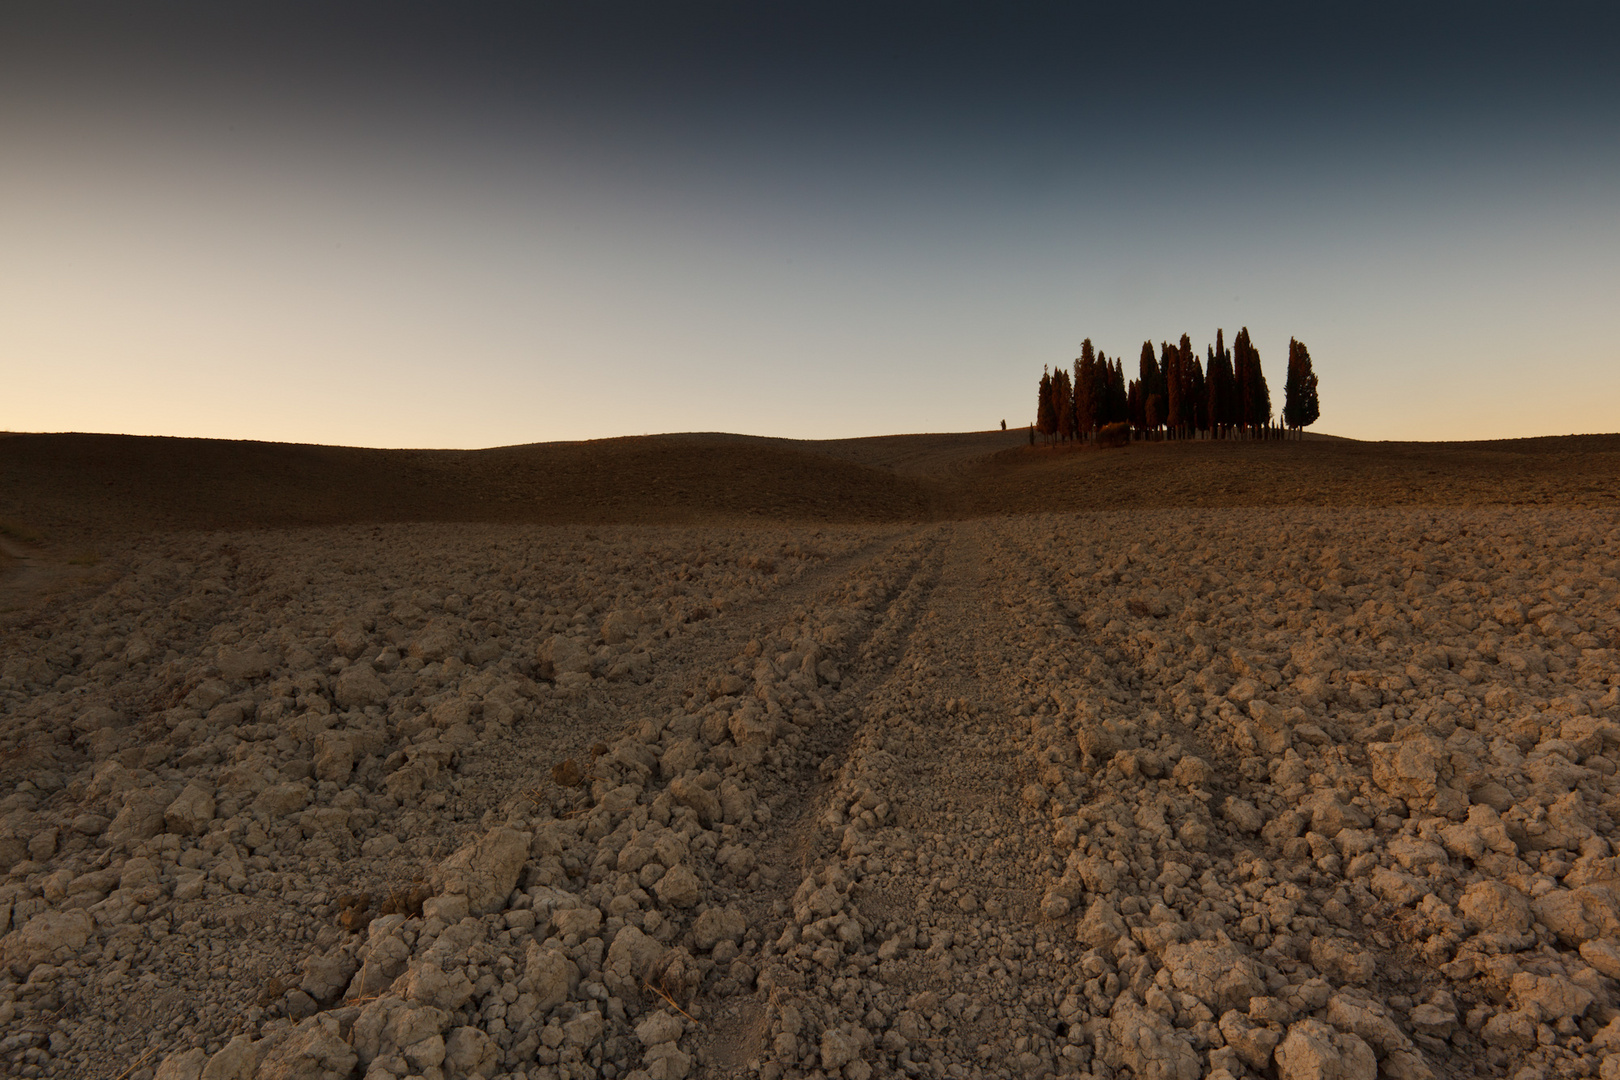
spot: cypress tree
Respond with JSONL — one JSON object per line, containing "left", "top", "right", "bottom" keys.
{"left": 1232, "top": 328, "right": 1252, "bottom": 436}
{"left": 1036, "top": 368, "right": 1056, "bottom": 442}
{"left": 1232, "top": 328, "right": 1270, "bottom": 439}
{"left": 1164, "top": 340, "right": 1187, "bottom": 439}
{"left": 1138, "top": 342, "right": 1160, "bottom": 438}
{"left": 1109, "top": 357, "right": 1128, "bottom": 427}
{"left": 1114, "top": 356, "right": 1127, "bottom": 424}
{"left": 1206, "top": 345, "right": 1218, "bottom": 437}
{"left": 1052, "top": 368, "right": 1075, "bottom": 443}
{"left": 1075, "top": 339, "right": 1097, "bottom": 441}
{"left": 1188, "top": 340, "right": 1207, "bottom": 437}
{"left": 1206, "top": 332, "right": 1235, "bottom": 438}
{"left": 1103, "top": 352, "right": 1119, "bottom": 427}
{"left": 1163, "top": 343, "right": 1178, "bottom": 439}
{"left": 1282, "top": 337, "right": 1320, "bottom": 437}
{"left": 1095, "top": 354, "right": 1114, "bottom": 427}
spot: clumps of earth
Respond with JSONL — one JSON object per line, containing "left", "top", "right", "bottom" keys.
{"left": 0, "top": 509, "right": 1617, "bottom": 1080}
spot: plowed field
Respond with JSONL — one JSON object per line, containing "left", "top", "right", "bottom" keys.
{"left": 0, "top": 430, "right": 1617, "bottom": 1080}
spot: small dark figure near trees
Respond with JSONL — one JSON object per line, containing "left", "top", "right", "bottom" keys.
{"left": 1001, "top": 419, "right": 1006, "bottom": 431}
{"left": 1283, "top": 338, "right": 1320, "bottom": 438}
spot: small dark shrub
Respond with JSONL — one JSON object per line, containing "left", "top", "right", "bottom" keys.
{"left": 1097, "top": 422, "right": 1130, "bottom": 448}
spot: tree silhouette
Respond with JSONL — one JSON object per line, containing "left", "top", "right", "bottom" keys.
{"left": 1109, "top": 357, "right": 1128, "bottom": 426}
{"left": 1162, "top": 341, "right": 1181, "bottom": 439}
{"left": 1232, "top": 328, "right": 1252, "bottom": 433}
{"left": 1036, "top": 368, "right": 1056, "bottom": 442}
{"left": 1175, "top": 335, "right": 1198, "bottom": 439}
{"left": 1052, "top": 367, "right": 1075, "bottom": 442}
{"left": 1187, "top": 341, "right": 1207, "bottom": 436}
{"left": 1138, "top": 342, "right": 1162, "bottom": 439}
{"left": 1073, "top": 340, "right": 1098, "bottom": 441}
{"left": 1282, "top": 337, "right": 1320, "bottom": 437}
{"left": 1144, "top": 391, "right": 1163, "bottom": 435}
{"left": 1232, "top": 327, "right": 1270, "bottom": 439}
{"left": 1206, "top": 331, "right": 1234, "bottom": 438}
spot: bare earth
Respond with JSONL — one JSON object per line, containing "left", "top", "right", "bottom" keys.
{"left": 0, "top": 431, "right": 1618, "bottom": 1080}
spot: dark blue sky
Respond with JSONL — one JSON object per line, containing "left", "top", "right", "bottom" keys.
{"left": 5, "top": 2, "right": 1617, "bottom": 444}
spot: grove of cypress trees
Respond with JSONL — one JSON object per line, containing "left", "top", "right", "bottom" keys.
{"left": 1036, "top": 328, "right": 1311, "bottom": 445}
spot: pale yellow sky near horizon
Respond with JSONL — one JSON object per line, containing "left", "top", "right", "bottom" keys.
{"left": 4, "top": 8, "right": 1618, "bottom": 450}
{"left": 7, "top": 140, "right": 1614, "bottom": 451}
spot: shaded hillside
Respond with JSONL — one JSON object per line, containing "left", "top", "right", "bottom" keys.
{"left": 2, "top": 429, "right": 1617, "bottom": 546}
{"left": 966, "top": 435, "right": 1620, "bottom": 515}
{"left": 0, "top": 432, "right": 941, "bottom": 537}
{"left": 772, "top": 429, "right": 1028, "bottom": 479}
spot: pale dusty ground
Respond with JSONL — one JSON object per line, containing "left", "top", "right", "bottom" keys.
{"left": 1, "top": 509, "right": 1619, "bottom": 1080}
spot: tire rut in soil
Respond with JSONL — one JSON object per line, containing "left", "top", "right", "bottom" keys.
{"left": 696, "top": 520, "right": 1108, "bottom": 1075}
{"left": 443, "top": 527, "right": 928, "bottom": 840}
{"left": 691, "top": 527, "right": 953, "bottom": 1069}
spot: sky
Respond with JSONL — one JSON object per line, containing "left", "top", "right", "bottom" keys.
{"left": 3, "top": 2, "right": 1617, "bottom": 447}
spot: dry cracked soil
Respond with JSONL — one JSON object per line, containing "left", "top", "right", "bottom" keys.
{"left": 1, "top": 431, "right": 1619, "bottom": 1080}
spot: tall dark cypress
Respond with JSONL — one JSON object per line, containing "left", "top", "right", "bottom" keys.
{"left": 1137, "top": 342, "right": 1160, "bottom": 439}
{"left": 1232, "top": 328, "right": 1252, "bottom": 435}
{"left": 1232, "top": 328, "right": 1270, "bottom": 438}
{"left": 1052, "top": 368, "right": 1074, "bottom": 442}
{"left": 1162, "top": 340, "right": 1184, "bottom": 439}
{"left": 1206, "top": 331, "right": 1235, "bottom": 438}
{"left": 1074, "top": 339, "right": 1097, "bottom": 441}
{"left": 1036, "top": 368, "right": 1056, "bottom": 441}
{"left": 1110, "top": 357, "right": 1128, "bottom": 426}
{"left": 1282, "top": 337, "right": 1320, "bottom": 437}
{"left": 1188, "top": 342, "right": 1207, "bottom": 436}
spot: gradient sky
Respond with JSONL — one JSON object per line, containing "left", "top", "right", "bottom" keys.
{"left": 4, "top": 2, "right": 1617, "bottom": 447}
